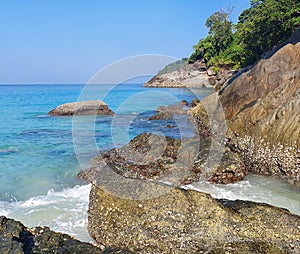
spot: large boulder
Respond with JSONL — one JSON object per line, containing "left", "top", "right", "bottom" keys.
{"left": 49, "top": 100, "right": 114, "bottom": 116}
{"left": 192, "top": 27, "right": 300, "bottom": 185}
{"left": 87, "top": 183, "right": 300, "bottom": 253}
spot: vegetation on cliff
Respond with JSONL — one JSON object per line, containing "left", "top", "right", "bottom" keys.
{"left": 189, "top": 0, "right": 300, "bottom": 69}
{"left": 157, "top": 58, "right": 188, "bottom": 75}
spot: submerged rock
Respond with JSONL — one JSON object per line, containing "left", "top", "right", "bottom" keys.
{"left": 191, "top": 98, "right": 200, "bottom": 107}
{"left": 48, "top": 100, "right": 114, "bottom": 116}
{"left": 87, "top": 183, "right": 300, "bottom": 253}
{"left": 149, "top": 104, "right": 188, "bottom": 120}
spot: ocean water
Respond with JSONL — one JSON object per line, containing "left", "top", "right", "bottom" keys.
{"left": 0, "top": 84, "right": 299, "bottom": 242}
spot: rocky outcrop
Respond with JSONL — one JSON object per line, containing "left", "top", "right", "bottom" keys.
{"left": 144, "top": 61, "right": 236, "bottom": 88}
{"left": 192, "top": 27, "right": 300, "bottom": 185}
{"left": 0, "top": 216, "right": 133, "bottom": 254}
{"left": 79, "top": 133, "right": 246, "bottom": 186}
{"left": 49, "top": 100, "right": 114, "bottom": 116}
{"left": 87, "top": 183, "right": 300, "bottom": 253}
{"left": 149, "top": 104, "right": 188, "bottom": 120}
{"left": 0, "top": 216, "right": 100, "bottom": 253}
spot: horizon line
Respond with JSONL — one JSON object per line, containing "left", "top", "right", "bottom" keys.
{"left": 0, "top": 82, "right": 147, "bottom": 85}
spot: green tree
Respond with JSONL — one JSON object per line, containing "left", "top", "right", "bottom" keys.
{"left": 189, "top": 0, "right": 300, "bottom": 69}
{"left": 237, "top": 0, "right": 300, "bottom": 66}
{"left": 189, "top": 9, "right": 234, "bottom": 65}
{"left": 205, "top": 9, "right": 234, "bottom": 54}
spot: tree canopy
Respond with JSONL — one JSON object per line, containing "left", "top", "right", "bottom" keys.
{"left": 189, "top": 0, "right": 300, "bottom": 69}
{"left": 189, "top": 9, "right": 234, "bottom": 68}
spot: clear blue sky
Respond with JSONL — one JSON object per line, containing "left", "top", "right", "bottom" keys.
{"left": 0, "top": 0, "right": 250, "bottom": 84}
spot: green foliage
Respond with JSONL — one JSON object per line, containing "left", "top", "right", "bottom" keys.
{"left": 157, "top": 58, "right": 188, "bottom": 75}
{"left": 205, "top": 10, "right": 234, "bottom": 54}
{"left": 189, "top": 9, "right": 234, "bottom": 65}
{"left": 189, "top": 0, "right": 300, "bottom": 69}
{"left": 189, "top": 36, "right": 217, "bottom": 64}
{"left": 237, "top": 0, "right": 300, "bottom": 66}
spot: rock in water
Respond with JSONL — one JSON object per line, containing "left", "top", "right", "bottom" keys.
{"left": 79, "top": 133, "right": 246, "bottom": 186}
{"left": 88, "top": 183, "right": 300, "bottom": 253}
{"left": 48, "top": 100, "right": 114, "bottom": 116}
{"left": 149, "top": 104, "right": 188, "bottom": 120}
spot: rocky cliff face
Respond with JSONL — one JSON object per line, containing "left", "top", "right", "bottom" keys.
{"left": 144, "top": 61, "right": 236, "bottom": 88}
{"left": 192, "top": 27, "right": 300, "bottom": 185}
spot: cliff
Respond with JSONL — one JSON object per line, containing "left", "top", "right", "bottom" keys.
{"left": 144, "top": 61, "right": 236, "bottom": 88}
{"left": 192, "top": 27, "right": 300, "bottom": 185}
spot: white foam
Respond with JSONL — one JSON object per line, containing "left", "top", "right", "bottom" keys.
{"left": 184, "top": 175, "right": 300, "bottom": 215}
{"left": 0, "top": 184, "right": 93, "bottom": 243}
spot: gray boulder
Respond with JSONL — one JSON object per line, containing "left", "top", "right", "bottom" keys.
{"left": 49, "top": 100, "right": 114, "bottom": 116}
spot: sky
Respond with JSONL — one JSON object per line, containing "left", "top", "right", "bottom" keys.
{"left": 0, "top": 1, "right": 250, "bottom": 84}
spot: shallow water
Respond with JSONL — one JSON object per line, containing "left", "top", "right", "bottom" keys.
{"left": 0, "top": 83, "right": 210, "bottom": 200}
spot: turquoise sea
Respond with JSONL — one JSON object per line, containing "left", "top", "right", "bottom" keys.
{"left": 0, "top": 84, "right": 299, "bottom": 242}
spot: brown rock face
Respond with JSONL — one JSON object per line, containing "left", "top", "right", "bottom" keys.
{"left": 192, "top": 28, "right": 300, "bottom": 185}
{"left": 221, "top": 42, "right": 300, "bottom": 132}
{"left": 49, "top": 100, "right": 114, "bottom": 116}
